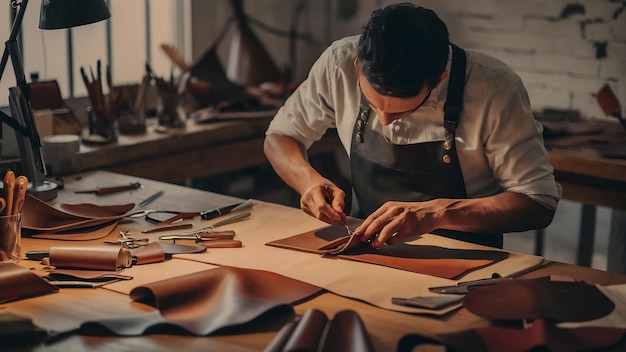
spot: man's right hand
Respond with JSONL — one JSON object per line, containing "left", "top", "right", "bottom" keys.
{"left": 300, "top": 182, "right": 346, "bottom": 225}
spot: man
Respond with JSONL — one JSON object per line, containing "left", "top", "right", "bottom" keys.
{"left": 264, "top": 3, "right": 561, "bottom": 249}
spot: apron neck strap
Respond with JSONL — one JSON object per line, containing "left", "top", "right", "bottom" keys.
{"left": 444, "top": 44, "right": 467, "bottom": 131}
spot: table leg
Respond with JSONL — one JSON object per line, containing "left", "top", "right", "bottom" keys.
{"left": 577, "top": 204, "right": 596, "bottom": 267}
{"left": 534, "top": 229, "right": 544, "bottom": 256}
{"left": 608, "top": 209, "right": 626, "bottom": 273}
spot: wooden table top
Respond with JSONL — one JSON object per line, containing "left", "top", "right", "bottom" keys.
{"left": 3, "top": 171, "right": 626, "bottom": 351}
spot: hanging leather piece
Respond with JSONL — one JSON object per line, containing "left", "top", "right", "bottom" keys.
{"left": 226, "top": 0, "right": 283, "bottom": 86}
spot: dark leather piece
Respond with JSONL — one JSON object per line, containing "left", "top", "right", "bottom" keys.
{"left": 66, "top": 267, "right": 323, "bottom": 336}
{"left": 398, "top": 319, "right": 626, "bottom": 352}
{"left": 267, "top": 225, "right": 509, "bottom": 280}
{"left": 46, "top": 269, "right": 132, "bottom": 282}
{"left": 0, "top": 263, "right": 58, "bottom": 303}
{"left": 264, "top": 309, "right": 374, "bottom": 352}
{"left": 464, "top": 277, "right": 615, "bottom": 322}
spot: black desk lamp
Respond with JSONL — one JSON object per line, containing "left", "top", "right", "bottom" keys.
{"left": 0, "top": 0, "right": 110, "bottom": 201}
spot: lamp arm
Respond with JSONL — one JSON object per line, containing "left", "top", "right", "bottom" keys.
{"left": 0, "top": 0, "right": 29, "bottom": 82}
{"left": 0, "top": 110, "right": 27, "bottom": 134}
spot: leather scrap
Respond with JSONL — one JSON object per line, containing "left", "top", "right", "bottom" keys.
{"left": 398, "top": 319, "right": 626, "bottom": 352}
{"left": 31, "top": 221, "right": 118, "bottom": 241}
{"left": 464, "top": 277, "right": 615, "bottom": 322}
{"left": 0, "top": 263, "right": 58, "bottom": 303}
{"left": 129, "top": 242, "right": 165, "bottom": 265}
{"left": 52, "top": 266, "right": 323, "bottom": 337}
{"left": 22, "top": 195, "right": 133, "bottom": 233}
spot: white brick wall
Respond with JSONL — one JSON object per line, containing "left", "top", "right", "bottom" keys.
{"left": 191, "top": 0, "right": 625, "bottom": 120}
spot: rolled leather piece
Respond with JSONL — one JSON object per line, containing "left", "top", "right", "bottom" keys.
{"left": 464, "top": 277, "right": 615, "bottom": 322}
{"left": 49, "top": 245, "right": 132, "bottom": 271}
{"left": 264, "top": 309, "right": 375, "bottom": 352}
{"left": 280, "top": 309, "right": 328, "bottom": 352}
{"left": 322, "top": 310, "right": 375, "bottom": 352}
{"left": 0, "top": 263, "right": 58, "bottom": 303}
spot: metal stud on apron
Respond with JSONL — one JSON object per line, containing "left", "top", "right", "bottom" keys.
{"left": 350, "top": 44, "right": 503, "bottom": 248}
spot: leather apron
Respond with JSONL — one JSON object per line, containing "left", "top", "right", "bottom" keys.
{"left": 350, "top": 44, "right": 503, "bottom": 248}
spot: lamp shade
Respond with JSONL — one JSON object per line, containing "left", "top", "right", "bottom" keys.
{"left": 39, "top": 0, "right": 111, "bottom": 30}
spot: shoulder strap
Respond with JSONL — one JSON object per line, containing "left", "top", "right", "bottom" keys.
{"left": 443, "top": 44, "right": 467, "bottom": 131}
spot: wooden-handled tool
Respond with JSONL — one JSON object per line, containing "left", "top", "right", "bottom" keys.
{"left": 3, "top": 170, "right": 15, "bottom": 216}
{"left": 13, "top": 175, "right": 28, "bottom": 216}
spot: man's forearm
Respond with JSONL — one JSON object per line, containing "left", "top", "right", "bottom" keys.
{"left": 432, "top": 191, "right": 555, "bottom": 233}
{"left": 263, "top": 134, "right": 325, "bottom": 194}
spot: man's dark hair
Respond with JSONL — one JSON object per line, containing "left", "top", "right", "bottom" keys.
{"left": 357, "top": 3, "right": 450, "bottom": 98}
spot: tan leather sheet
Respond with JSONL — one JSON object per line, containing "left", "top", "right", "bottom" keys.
{"left": 172, "top": 201, "right": 545, "bottom": 315}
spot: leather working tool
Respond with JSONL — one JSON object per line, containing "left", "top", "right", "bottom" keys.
{"left": 2, "top": 170, "right": 15, "bottom": 216}
{"left": 428, "top": 273, "right": 511, "bottom": 294}
{"left": 13, "top": 175, "right": 28, "bottom": 216}
{"left": 140, "top": 199, "right": 252, "bottom": 225}
{"left": 74, "top": 182, "right": 141, "bottom": 195}
{"left": 159, "top": 212, "right": 250, "bottom": 244}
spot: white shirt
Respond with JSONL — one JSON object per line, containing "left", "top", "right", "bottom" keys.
{"left": 267, "top": 36, "right": 561, "bottom": 210}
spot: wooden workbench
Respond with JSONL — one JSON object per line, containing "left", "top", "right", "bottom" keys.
{"left": 76, "top": 116, "right": 342, "bottom": 185}
{"left": 4, "top": 170, "right": 626, "bottom": 351}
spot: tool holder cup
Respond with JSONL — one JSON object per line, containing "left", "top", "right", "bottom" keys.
{"left": 157, "top": 93, "right": 186, "bottom": 128}
{"left": 83, "top": 106, "right": 119, "bottom": 145}
{"left": 0, "top": 213, "right": 22, "bottom": 263}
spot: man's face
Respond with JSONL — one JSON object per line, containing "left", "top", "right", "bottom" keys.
{"left": 358, "top": 69, "right": 433, "bottom": 126}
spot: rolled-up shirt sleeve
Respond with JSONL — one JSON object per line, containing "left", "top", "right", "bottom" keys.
{"left": 482, "top": 78, "right": 562, "bottom": 210}
{"left": 266, "top": 46, "right": 338, "bottom": 149}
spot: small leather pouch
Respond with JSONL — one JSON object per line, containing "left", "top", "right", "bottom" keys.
{"left": 49, "top": 245, "right": 133, "bottom": 271}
